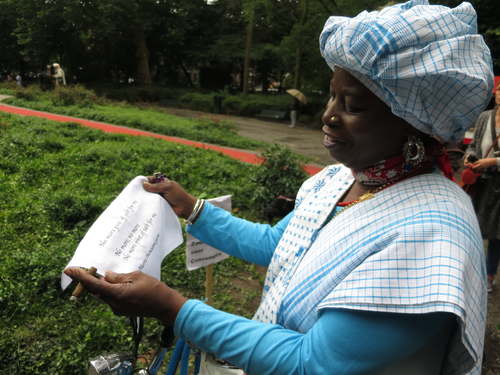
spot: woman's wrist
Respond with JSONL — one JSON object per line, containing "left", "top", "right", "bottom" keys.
{"left": 178, "top": 195, "right": 197, "bottom": 219}
{"left": 158, "top": 287, "right": 188, "bottom": 327}
{"left": 486, "top": 157, "right": 498, "bottom": 167}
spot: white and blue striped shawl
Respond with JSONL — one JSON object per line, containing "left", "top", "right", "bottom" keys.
{"left": 254, "top": 165, "right": 486, "bottom": 374}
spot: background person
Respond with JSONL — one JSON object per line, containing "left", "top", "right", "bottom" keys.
{"left": 65, "top": 1, "right": 492, "bottom": 374}
{"left": 52, "top": 62, "right": 66, "bottom": 86}
{"left": 15, "top": 73, "right": 22, "bottom": 87}
{"left": 289, "top": 97, "right": 300, "bottom": 128}
{"left": 465, "top": 81, "right": 500, "bottom": 292}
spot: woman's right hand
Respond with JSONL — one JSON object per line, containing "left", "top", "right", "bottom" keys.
{"left": 64, "top": 268, "right": 187, "bottom": 327}
{"left": 143, "top": 177, "right": 196, "bottom": 219}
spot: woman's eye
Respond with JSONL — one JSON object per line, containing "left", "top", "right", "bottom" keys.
{"left": 345, "top": 99, "right": 363, "bottom": 113}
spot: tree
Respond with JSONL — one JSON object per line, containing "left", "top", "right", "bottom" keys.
{"left": 0, "top": 0, "right": 21, "bottom": 74}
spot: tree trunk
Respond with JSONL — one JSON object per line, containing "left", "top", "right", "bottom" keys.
{"left": 293, "top": 45, "right": 302, "bottom": 89}
{"left": 134, "top": 25, "right": 152, "bottom": 86}
{"left": 243, "top": 1, "right": 255, "bottom": 94}
{"left": 293, "top": 0, "right": 309, "bottom": 90}
{"left": 179, "top": 61, "right": 194, "bottom": 87}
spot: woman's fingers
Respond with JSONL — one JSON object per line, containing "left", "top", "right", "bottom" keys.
{"left": 65, "top": 267, "right": 120, "bottom": 298}
{"left": 65, "top": 268, "right": 186, "bottom": 324}
{"left": 143, "top": 179, "right": 170, "bottom": 193}
{"left": 142, "top": 179, "right": 196, "bottom": 218}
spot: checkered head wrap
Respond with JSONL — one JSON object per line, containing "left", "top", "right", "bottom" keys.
{"left": 319, "top": 0, "right": 493, "bottom": 143}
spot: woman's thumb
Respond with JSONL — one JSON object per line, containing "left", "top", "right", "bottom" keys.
{"left": 104, "top": 271, "right": 131, "bottom": 284}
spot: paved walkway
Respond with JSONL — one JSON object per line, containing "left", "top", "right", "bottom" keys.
{"left": 0, "top": 97, "right": 324, "bottom": 175}
{"left": 158, "top": 106, "right": 332, "bottom": 165}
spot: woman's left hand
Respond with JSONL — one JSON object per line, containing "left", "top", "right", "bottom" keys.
{"left": 64, "top": 268, "right": 187, "bottom": 327}
{"left": 471, "top": 157, "right": 497, "bottom": 172}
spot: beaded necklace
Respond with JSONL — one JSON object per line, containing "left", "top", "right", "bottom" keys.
{"left": 333, "top": 139, "right": 454, "bottom": 218}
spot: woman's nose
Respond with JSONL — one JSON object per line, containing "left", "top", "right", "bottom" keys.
{"left": 322, "top": 99, "right": 337, "bottom": 126}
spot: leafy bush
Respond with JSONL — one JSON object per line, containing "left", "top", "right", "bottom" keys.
{"left": 0, "top": 81, "right": 17, "bottom": 94}
{"left": 90, "top": 85, "right": 182, "bottom": 103}
{"left": 179, "top": 92, "right": 213, "bottom": 112}
{"left": 14, "top": 85, "right": 42, "bottom": 101}
{"left": 51, "top": 85, "right": 98, "bottom": 107}
{"left": 251, "top": 144, "right": 307, "bottom": 217}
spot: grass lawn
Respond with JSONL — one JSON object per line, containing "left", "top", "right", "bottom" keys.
{"left": 4, "top": 87, "right": 267, "bottom": 151}
{"left": 0, "top": 112, "right": 266, "bottom": 373}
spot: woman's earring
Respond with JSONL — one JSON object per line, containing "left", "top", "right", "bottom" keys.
{"left": 403, "top": 136, "right": 425, "bottom": 171}
{"left": 330, "top": 115, "right": 337, "bottom": 122}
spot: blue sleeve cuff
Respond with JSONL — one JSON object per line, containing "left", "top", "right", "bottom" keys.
{"left": 174, "top": 299, "right": 202, "bottom": 337}
{"left": 186, "top": 201, "right": 213, "bottom": 232}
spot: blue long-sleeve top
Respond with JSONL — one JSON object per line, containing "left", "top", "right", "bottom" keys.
{"left": 174, "top": 202, "right": 454, "bottom": 374}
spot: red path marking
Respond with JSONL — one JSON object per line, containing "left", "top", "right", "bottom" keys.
{"left": 0, "top": 103, "right": 322, "bottom": 175}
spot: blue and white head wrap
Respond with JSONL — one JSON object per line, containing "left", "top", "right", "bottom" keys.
{"left": 319, "top": 0, "right": 494, "bottom": 143}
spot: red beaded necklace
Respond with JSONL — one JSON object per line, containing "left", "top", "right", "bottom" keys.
{"left": 335, "top": 142, "right": 454, "bottom": 214}
{"left": 337, "top": 154, "right": 434, "bottom": 209}
{"left": 351, "top": 154, "right": 433, "bottom": 187}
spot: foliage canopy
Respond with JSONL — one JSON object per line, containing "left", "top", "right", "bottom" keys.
{"left": 1, "top": 0, "right": 495, "bottom": 92}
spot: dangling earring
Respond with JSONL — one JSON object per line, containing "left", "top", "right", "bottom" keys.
{"left": 403, "top": 136, "right": 425, "bottom": 172}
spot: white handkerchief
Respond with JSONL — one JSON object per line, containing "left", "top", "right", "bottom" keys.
{"left": 61, "top": 176, "right": 183, "bottom": 289}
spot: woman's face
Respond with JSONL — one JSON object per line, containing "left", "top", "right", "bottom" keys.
{"left": 495, "top": 83, "right": 500, "bottom": 106}
{"left": 321, "top": 68, "right": 415, "bottom": 170}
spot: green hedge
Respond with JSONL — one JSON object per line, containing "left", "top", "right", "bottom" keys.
{"left": 85, "top": 84, "right": 327, "bottom": 126}
{"left": 90, "top": 84, "right": 182, "bottom": 104}
{"left": 4, "top": 83, "right": 328, "bottom": 127}
{"left": 0, "top": 82, "right": 16, "bottom": 95}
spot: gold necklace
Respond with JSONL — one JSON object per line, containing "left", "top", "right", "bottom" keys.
{"left": 332, "top": 183, "right": 390, "bottom": 219}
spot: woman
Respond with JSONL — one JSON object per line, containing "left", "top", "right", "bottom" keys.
{"left": 66, "top": 1, "right": 493, "bottom": 374}
{"left": 465, "top": 82, "right": 500, "bottom": 293}
{"left": 52, "top": 63, "right": 66, "bottom": 86}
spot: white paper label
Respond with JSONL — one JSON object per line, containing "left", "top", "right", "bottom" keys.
{"left": 61, "top": 176, "right": 183, "bottom": 289}
{"left": 185, "top": 195, "right": 232, "bottom": 271}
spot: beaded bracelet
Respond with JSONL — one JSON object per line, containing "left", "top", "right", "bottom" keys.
{"left": 185, "top": 198, "right": 205, "bottom": 225}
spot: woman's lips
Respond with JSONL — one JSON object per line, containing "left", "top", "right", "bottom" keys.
{"left": 322, "top": 132, "right": 347, "bottom": 149}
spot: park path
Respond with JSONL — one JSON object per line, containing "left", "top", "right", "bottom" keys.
{"left": 156, "top": 106, "right": 332, "bottom": 165}
{"left": 0, "top": 97, "right": 325, "bottom": 175}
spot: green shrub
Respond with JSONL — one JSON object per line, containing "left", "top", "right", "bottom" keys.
{"left": 14, "top": 85, "right": 42, "bottom": 101}
{"left": 222, "top": 95, "right": 244, "bottom": 114}
{"left": 179, "top": 92, "right": 213, "bottom": 112}
{"left": 51, "top": 85, "right": 98, "bottom": 107}
{"left": 251, "top": 144, "right": 307, "bottom": 216}
{"left": 90, "top": 85, "right": 182, "bottom": 103}
{"left": 0, "top": 81, "right": 17, "bottom": 94}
